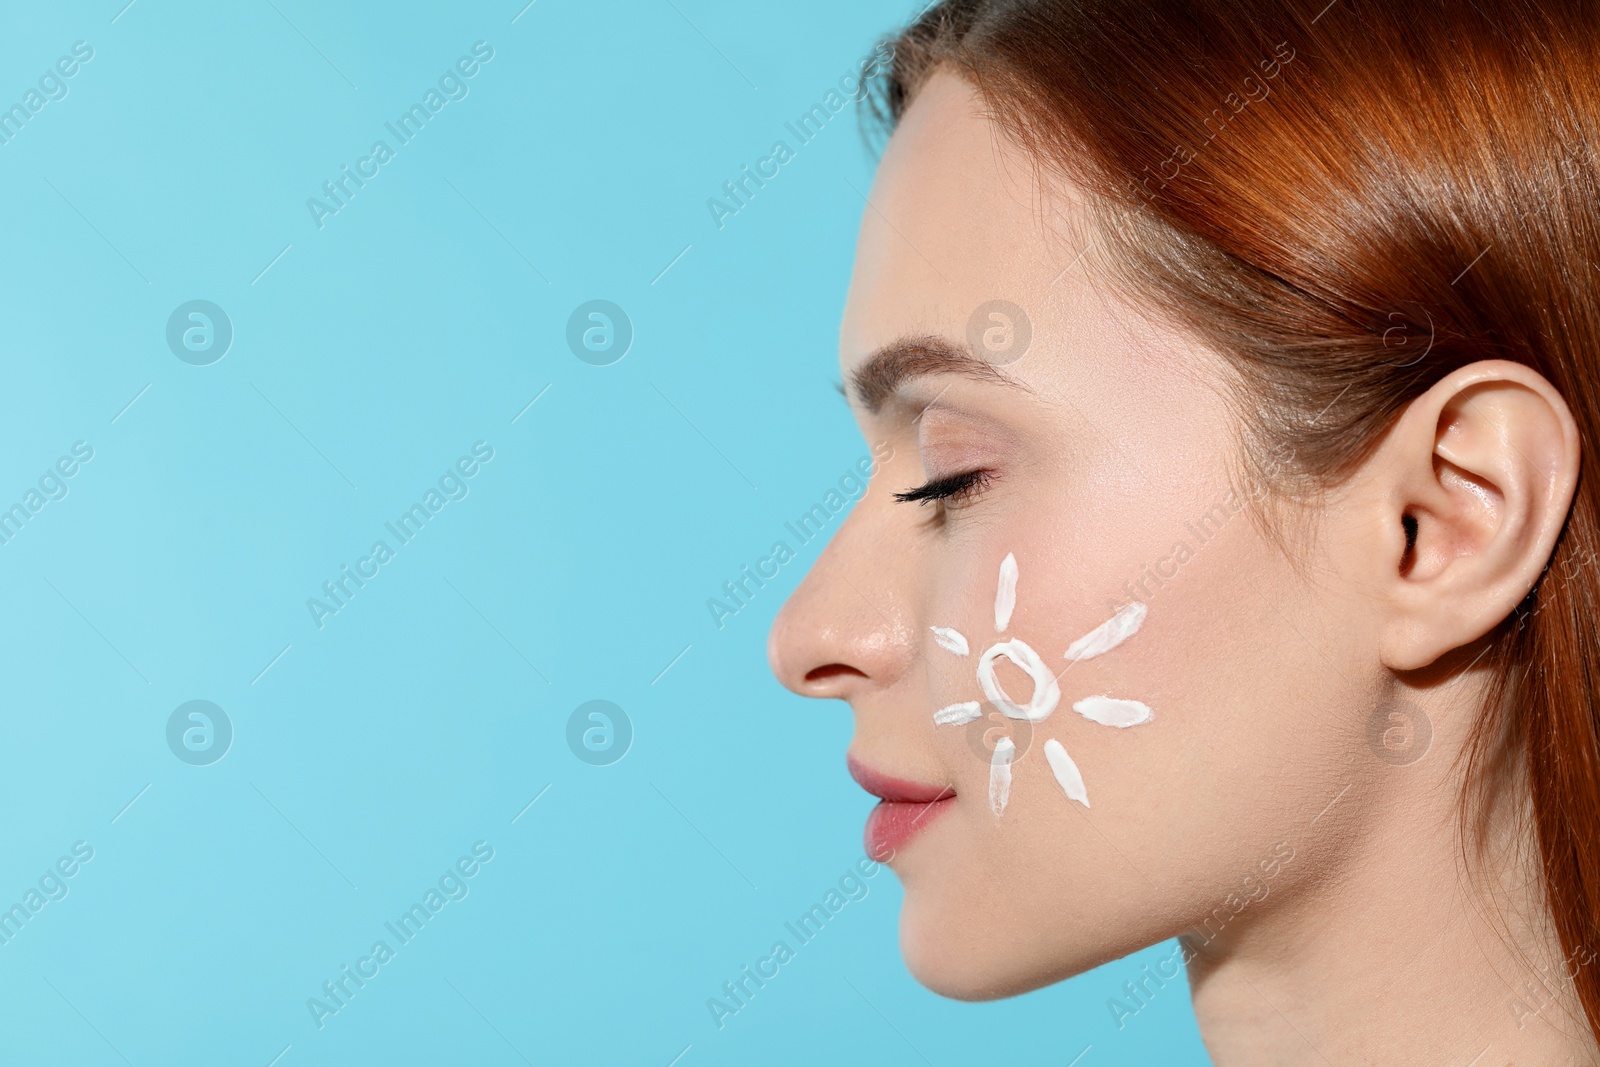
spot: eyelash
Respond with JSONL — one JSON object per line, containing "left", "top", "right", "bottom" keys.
{"left": 892, "top": 469, "right": 995, "bottom": 510}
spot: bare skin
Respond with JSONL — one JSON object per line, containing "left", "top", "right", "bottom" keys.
{"left": 768, "top": 70, "right": 1594, "bottom": 1065}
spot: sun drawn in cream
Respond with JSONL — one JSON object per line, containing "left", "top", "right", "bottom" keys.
{"left": 930, "top": 552, "right": 1153, "bottom": 815}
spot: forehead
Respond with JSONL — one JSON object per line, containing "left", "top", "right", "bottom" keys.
{"left": 838, "top": 71, "right": 1101, "bottom": 385}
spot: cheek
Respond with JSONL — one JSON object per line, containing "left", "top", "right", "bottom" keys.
{"left": 901, "top": 514, "right": 1353, "bottom": 991}
{"left": 1031, "top": 502, "right": 1366, "bottom": 882}
{"left": 905, "top": 355, "right": 1362, "bottom": 911}
{"left": 927, "top": 479, "right": 1342, "bottom": 833}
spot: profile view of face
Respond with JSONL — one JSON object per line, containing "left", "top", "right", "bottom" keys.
{"left": 769, "top": 72, "right": 1402, "bottom": 999}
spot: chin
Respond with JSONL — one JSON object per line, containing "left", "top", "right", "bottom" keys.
{"left": 895, "top": 888, "right": 1101, "bottom": 1001}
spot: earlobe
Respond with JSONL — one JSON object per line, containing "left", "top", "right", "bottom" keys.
{"left": 1372, "top": 360, "right": 1580, "bottom": 671}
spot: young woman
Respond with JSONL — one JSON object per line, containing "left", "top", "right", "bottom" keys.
{"left": 767, "top": 0, "right": 1600, "bottom": 1061}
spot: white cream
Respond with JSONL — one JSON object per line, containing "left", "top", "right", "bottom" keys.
{"left": 933, "top": 700, "right": 982, "bottom": 726}
{"left": 977, "top": 638, "right": 1061, "bottom": 722}
{"left": 1063, "top": 602, "right": 1147, "bottom": 663}
{"left": 989, "top": 735, "right": 1016, "bottom": 815}
{"left": 1043, "top": 738, "right": 1090, "bottom": 808}
{"left": 1073, "top": 695, "right": 1153, "bottom": 728}
{"left": 930, "top": 626, "right": 970, "bottom": 656}
{"left": 994, "top": 551, "right": 1018, "bottom": 631}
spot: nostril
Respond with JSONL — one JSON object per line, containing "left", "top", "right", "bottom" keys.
{"left": 804, "top": 663, "right": 869, "bottom": 685}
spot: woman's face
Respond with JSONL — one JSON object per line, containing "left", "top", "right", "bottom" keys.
{"left": 768, "top": 71, "right": 1390, "bottom": 998}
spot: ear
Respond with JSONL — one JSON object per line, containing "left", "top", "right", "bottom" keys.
{"left": 1361, "top": 360, "right": 1580, "bottom": 671}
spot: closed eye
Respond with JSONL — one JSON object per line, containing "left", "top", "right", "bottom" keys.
{"left": 893, "top": 469, "right": 995, "bottom": 508}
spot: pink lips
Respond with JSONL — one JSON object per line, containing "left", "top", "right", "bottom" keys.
{"left": 849, "top": 754, "right": 957, "bottom": 860}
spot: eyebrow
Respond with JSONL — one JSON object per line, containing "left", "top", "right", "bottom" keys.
{"left": 847, "top": 334, "right": 1023, "bottom": 414}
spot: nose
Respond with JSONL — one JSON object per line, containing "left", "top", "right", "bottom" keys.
{"left": 767, "top": 496, "right": 916, "bottom": 702}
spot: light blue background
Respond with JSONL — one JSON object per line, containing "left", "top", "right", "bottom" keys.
{"left": 0, "top": 1, "right": 1210, "bottom": 1063}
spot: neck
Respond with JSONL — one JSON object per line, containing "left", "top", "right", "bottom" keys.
{"left": 1184, "top": 764, "right": 1599, "bottom": 1066}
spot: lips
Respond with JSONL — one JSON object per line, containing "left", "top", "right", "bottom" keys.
{"left": 849, "top": 754, "right": 957, "bottom": 859}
